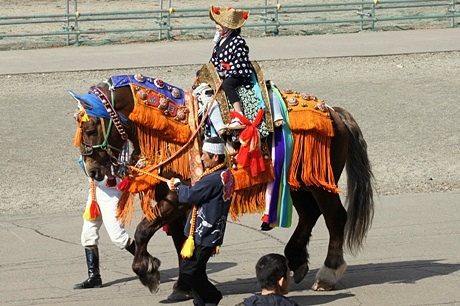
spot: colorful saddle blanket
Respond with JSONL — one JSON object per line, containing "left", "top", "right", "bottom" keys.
{"left": 112, "top": 75, "right": 192, "bottom": 145}
{"left": 112, "top": 74, "right": 186, "bottom": 106}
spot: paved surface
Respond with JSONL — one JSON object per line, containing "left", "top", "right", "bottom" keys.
{"left": 1, "top": 28, "right": 459, "bottom": 305}
{"left": 0, "top": 192, "right": 459, "bottom": 305}
{"left": 1, "top": 28, "right": 460, "bottom": 75}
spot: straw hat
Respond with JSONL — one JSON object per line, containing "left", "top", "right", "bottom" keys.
{"left": 209, "top": 6, "right": 250, "bottom": 29}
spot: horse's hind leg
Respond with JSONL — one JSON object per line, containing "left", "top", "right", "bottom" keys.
{"left": 311, "top": 188, "right": 347, "bottom": 291}
{"left": 285, "top": 189, "right": 322, "bottom": 284}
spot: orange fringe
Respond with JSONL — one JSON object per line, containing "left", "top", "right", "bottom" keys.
{"left": 127, "top": 168, "right": 161, "bottom": 194}
{"left": 116, "top": 93, "right": 194, "bottom": 224}
{"left": 140, "top": 189, "right": 157, "bottom": 221}
{"left": 129, "top": 99, "right": 191, "bottom": 144}
{"left": 116, "top": 191, "right": 135, "bottom": 225}
{"left": 229, "top": 184, "right": 267, "bottom": 221}
{"left": 136, "top": 125, "right": 191, "bottom": 180}
{"left": 232, "top": 159, "right": 274, "bottom": 191}
{"left": 73, "top": 126, "right": 82, "bottom": 147}
{"left": 288, "top": 108, "right": 334, "bottom": 136}
{"left": 288, "top": 131, "right": 340, "bottom": 193}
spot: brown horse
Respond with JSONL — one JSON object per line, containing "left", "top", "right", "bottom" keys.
{"left": 71, "top": 75, "right": 374, "bottom": 296}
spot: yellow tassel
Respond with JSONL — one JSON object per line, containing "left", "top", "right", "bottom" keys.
{"left": 83, "top": 200, "right": 100, "bottom": 220}
{"left": 180, "top": 236, "right": 195, "bottom": 258}
{"left": 181, "top": 205, "right": 198, "bottom": 258}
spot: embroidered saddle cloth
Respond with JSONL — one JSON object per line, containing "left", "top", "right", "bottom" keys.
{"left": 111, "top": 74, "right": 192, "bottom": 144}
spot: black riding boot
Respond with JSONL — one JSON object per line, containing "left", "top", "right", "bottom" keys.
{"left": 125, "top": 238, "right": 136, "bottom": 256}
{"left": 74, "top": 246, "right": 102, "bottom": 289}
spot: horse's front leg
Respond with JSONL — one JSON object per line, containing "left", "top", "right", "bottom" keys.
{"left": 133, "top": 217, "right": 163, "bottom": 293}
{"left": 132, "top": 190, "right": 187, "bottom": 293}
{"left": 285, "top": 189, "right": 321, "bottom": 284}
{"left": 311, "top": 189, "right": 348, "bottom": 291}
{"left": 132, "top": 189, "right": 193, "bottom": 298}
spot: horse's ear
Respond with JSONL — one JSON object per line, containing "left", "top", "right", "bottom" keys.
{"left": 80, "top": 101, "right": 93, "bottom": 109}
{"left": 68, "top": 90, "right": 93, "bottom": 109}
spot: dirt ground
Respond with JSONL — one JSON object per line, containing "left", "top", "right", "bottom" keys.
{"left": 0, "top": 1, "right": 459, "bottom": 216}
{"left": 0, "top": 50, "right": 459, "bottom": 216}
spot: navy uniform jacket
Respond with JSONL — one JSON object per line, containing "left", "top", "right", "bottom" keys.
{"left": 177, "top": 168, "right": 235, "bottom": 247}
{"left": 210, "top": 31, "right": 253, "bottom": 80}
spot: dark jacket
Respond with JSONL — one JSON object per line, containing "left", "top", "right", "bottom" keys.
{"left": 237, "top": 293, "right": 300, "bottom": 306}
{"left": 177, "top": 168, "right": 235, "bottom": 247}
{"left": 210, "top": 31, "right": 253, "bottom": 80}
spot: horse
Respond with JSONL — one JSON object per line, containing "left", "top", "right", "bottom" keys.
{"left": 70, "top": 73, "right": 374, "bottom": 296}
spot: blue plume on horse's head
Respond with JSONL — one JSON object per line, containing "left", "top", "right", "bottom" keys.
{"left": 68, "top": 90, "right": 111, "bottom": 119}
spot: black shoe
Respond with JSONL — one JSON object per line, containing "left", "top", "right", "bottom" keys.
{"left": 74, "top": 246, "right": 102, "bottom": 289}
{"left": 74, "top": 276, "right": 102, "bottom": 289}
{"left": 260, "top": 222, "right": 273, "bottom": 231}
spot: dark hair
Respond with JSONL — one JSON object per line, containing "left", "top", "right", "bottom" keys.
{"left": 255, "top": 253, "right": 289, "bottom": 290}
{"left": 204, "top": 137, "right": 226, "bottom": 163}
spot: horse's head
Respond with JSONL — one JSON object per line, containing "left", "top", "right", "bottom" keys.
{"left": 78, "top": 114, "right": 127, "bottom": 181}
{"left": 70, "top": 82, "right": 137, "bottom": 181}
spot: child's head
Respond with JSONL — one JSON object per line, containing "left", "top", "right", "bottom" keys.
{"left": 255, "top": 253, "right": 291, "bottom": 295}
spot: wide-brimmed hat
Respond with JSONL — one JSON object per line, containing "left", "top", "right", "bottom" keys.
{"left": 209, "top": 6, "right": 249, "bottom": 29}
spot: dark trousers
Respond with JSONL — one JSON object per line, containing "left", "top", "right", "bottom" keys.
{"left": 222, "top": 77, "right": 243, "bottom": 104}
{"left": 179, "top": 245, "right": 222, "bottom": 306}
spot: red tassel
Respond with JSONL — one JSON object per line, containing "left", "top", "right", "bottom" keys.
{"left": 162, "top": 225, "right": 171, "bottom": 236}
{"left": 106, "top": 176, "right": 117, "bottom": 187}
{"left": 117, "top": 176, "right": 130, "bottom": 191}
{"left": 89, "top": 200, "right": 100, "bottom": 219}
{"left": 261, "top": 214, "right": 269, "bottom": 223}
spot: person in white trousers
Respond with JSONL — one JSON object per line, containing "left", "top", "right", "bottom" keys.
{"left": 74, "top": 174, "right": 136, "bottom": 289}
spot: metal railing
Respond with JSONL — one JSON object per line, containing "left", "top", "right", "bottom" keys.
{"left": 0, "top": 0, "right": 459, "bottom": 49}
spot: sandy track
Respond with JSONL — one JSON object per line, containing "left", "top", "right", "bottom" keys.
{"left": 0, "top": 50, "right": 459, "bottom": 216}
{"left": 1, "top": 1, "right": 459, "bottom": 216}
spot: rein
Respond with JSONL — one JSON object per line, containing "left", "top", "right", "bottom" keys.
{"left": 84, "top": 78, "right": 223, "bottom": 183}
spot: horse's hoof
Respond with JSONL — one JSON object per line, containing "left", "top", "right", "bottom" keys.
{"left": 311, "top": 262, "right": 347, "bottom": 291}
{"left": 293, "top": 262, "right": 309, "bottom": 284}
{"left": 311, "top": 279, "right": 334, "bottom": 291}
{"left": 148, "top": 282, "right": 160, "bottom": 294}
{"left": 167, "top": 289, "right": 194, "bottom": 301}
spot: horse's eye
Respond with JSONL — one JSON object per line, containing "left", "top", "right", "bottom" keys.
{"left": 85, "top": 129, "right": 97, "bottom": 137}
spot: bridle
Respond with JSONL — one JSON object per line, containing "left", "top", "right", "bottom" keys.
{"left": 80, "top": 118, "right": 123, "bottom": 160}
{"left": 80, "top": 81, "right": 129, "bottom": 166}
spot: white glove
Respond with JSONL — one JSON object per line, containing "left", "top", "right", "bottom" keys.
{"left": 168, "top": 178, "right": 181, "bottom": 191}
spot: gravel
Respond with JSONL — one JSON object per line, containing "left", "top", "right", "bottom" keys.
{"left": 1, "top": 0, "right": 459, "bottom": 216}
{"left": 1, "top": 50, "right": 459, "bottom": 216}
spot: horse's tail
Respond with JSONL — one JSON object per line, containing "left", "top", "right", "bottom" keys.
{"left": 334, "top": 107, "right": 375, "bottom": 255}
